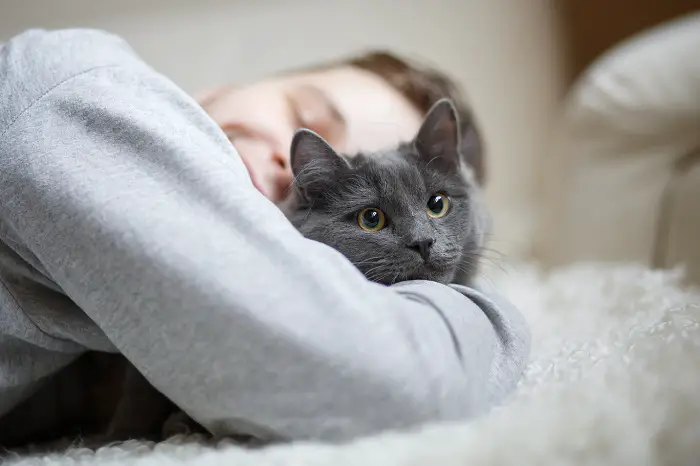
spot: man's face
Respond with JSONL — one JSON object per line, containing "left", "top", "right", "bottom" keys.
{"left": 198, "top": 66, "right": 422, "bottom": 203}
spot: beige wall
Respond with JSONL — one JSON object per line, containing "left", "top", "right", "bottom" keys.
{"left": 1, "top": 0, "right": 568, "bottom": 260}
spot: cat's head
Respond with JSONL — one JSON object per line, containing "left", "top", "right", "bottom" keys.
{"left": 285, "top": 98, "right": 489, "bottom": 285}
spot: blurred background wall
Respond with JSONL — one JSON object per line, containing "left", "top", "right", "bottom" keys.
{"left": 2, "top": 0, "right": 697, "bottom": 278}
{"left": 2, "top": 0, "right": 695, "bottom": 261}
{"left": 1, "top": 0, "right": 568, "bottom": 260}
{"left": 560, "top": 0, "right": 699, "bottom": 81}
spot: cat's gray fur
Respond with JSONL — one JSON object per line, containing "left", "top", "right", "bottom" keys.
{"left": 284, "top": 97, "right": 489, "bottom": 286}
{"left": 99, "top": 98, "right": 489, "bottom": 445}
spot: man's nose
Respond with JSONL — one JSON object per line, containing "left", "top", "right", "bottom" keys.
{"left": 269, "top": 150, "right": 294, "bottom": 201}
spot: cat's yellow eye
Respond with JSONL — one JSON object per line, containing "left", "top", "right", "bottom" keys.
{"left": 426, "top": 193, "right": 450, "bottom": 218}
{"left": 357, "top": 207, "right": 386, "bottom": 232}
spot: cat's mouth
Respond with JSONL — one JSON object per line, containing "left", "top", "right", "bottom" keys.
{"left": 389, "top": 262, "right": 457, "bottom": 285}
{"left": 356, "top": 256, "right": 459, "bottom": 286}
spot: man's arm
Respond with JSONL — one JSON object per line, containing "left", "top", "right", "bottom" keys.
{"left": 0, "top": 29, "right": 529, "bottom": 441}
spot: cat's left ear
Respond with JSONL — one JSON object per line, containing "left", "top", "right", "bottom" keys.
{"left": 289, "top": 129, "right": 348, "bottom": 202}
{"left": 290, "top": 128, "right": 348, "bottom": 178}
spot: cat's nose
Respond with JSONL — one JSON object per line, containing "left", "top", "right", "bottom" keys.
{"left": 407, "top": 238, "right": 435, "bottom": 262}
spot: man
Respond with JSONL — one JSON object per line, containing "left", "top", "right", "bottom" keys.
{"left": 0, "top": 28, "right": 529, "bottom": 446}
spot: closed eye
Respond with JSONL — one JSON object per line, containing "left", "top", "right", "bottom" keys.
{"left": 286, "top": 85, "right": 346, "bottom": 146}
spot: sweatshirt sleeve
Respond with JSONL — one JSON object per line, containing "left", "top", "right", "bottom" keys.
{"left": 0, "top": 29, "right": 530, "bottom": 441}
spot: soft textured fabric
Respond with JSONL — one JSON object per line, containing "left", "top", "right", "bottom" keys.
{"left": 4, "top": 261, "right": 700, "bottom": 465}
{"left": 0, "top": 29, "right": 529, "bottom": 444}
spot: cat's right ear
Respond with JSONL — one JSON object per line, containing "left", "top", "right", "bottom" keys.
{"left": 290, "top": 129, "right": 348, "bottom": 181}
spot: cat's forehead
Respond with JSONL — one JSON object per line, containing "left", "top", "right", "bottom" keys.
{"left": 323, "top": 150, "right": 450, "bottom": 212}
{"left": 348, "top": 148, "right": 461, "bottom": 190}
{"left": 310, "top": 145, "right": 473, "bottom": 213}
{"left": 349, "top": 151, "right": 424, "bottom": 190}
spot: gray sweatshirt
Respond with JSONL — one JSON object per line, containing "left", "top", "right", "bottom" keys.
{"left": 0, "top": 29, "right": 530, "bottom": 444}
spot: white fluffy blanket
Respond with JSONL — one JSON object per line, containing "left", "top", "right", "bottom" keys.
{"left": 6, "top": 262, "right": 700, "bottom": 466}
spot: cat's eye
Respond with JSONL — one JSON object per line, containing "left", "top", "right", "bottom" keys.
{"left": 426, "top": 193, "right": 450, "bottom": 218}
{"left": 357, "top": 208, "right": 386, "bottom": 232}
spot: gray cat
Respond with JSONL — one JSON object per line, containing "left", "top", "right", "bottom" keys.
{"left": 99, "top": 98, "right": 489, "bottom": 445}
{"left": 284, "top": 97, "right": 488, "bottom": 286}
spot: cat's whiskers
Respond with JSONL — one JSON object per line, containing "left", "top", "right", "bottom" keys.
{"left": 478, "top": 244, "right": 508, "bottom": 258}
{"left": 390, "top": 267, "right": 403, "bottom": 285}
{"left": 463, "top": 250, "right": 505, "bottom": 265}
{"left": 461, "top": 251, "right": 508, "bottom": 275}
{"left": 455, "top": 256, "right": 505, "bottom": 288}
{"left": 361, "top": 256, "right": 414, "bottom": 284}
{"left": 352, "top": 254, "right": 395, "bottom": 266}
{"left": 476, "top": 247, "right": 510, "bottom": 271}
{"left": 300, "top": 201, "right": 315, "bottom": 223}
{"left": 364, "top": 266, "right": 391, "bottom": 283}
{"left": 453, "top": 262, "right": 483, "bottom": 285}
{"left": 362, "top": 262, "right": 395, "bottom": 282}
{"left": 423, "top": 155, "right": 442, "bottom": 171}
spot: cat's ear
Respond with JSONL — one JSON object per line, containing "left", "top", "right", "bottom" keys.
{"left": 414, "top": 98, "right": 461, "bottom": 171}
{"left": 290, "top": 129, "right": 347, "bottom": 193}
{"left": 458, "top": 109, "right": 485, "bottom": 183}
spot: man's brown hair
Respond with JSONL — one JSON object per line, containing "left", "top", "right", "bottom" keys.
{"left": 346, "top": 51, "right": 485, "bottom": 184}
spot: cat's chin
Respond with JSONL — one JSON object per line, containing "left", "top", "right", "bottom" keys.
{"left": 386, "top": 264, "right": 456, "bottom": 285}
